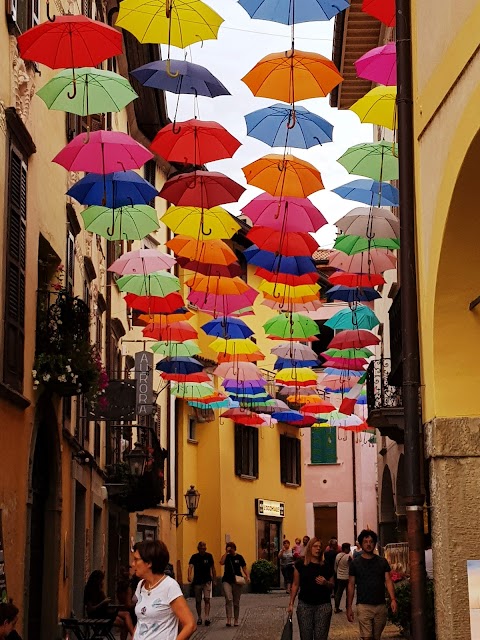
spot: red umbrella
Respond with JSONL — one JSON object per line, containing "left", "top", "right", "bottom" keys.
{"left": 151, "top": 119, "right": 241, "bottom": 165}
{"left": 177, "top": 258, "right": 242, "bottom": 278}
{"left": 288, "top": 415, "right": 318, "bottom": 427}
{"left": 328, "top": 272, "right": 385, "bottom": 288}
{"left": 143, "top": 321, "right": 198, "bottom": 342}
{"left": 221, "top": 409, "right": 265, "bottom": 426}
{"left": 255, "top": 269, "right": 318, "bottom": 286}
{"left": 328, "top": 330, "right": 380, "bottom": 350}
{"left": 160, "top": 372, "right": 210, "bottom": 383}
{"left": 301, "top": 402, "right": 336, "bottom": 414}
{"left": 322, "top": 358, "right": 368, "bottom": 370}
{"left": 247, "top": 227, "right": 318, "bottom": 257}
{"left": 124, "top": 292, "right": 185, "bottom": 314}
{"left": 160, "top": 171, "right": 245, "bottom": 208}
{"left": 362, "top": 0, "right": 395, "bottom": 26}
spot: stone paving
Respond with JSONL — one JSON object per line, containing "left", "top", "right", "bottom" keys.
{"left": 187, "top": 591, "right": 403, "bottom": 640}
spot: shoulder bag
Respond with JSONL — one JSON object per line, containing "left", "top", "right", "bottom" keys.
{"left": 228, "top": 556, "right": 246, "bottom": 585}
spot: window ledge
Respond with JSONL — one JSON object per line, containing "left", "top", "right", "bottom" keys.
{"left": 187, "top": 438, "right": 198, "bottom": 445}
{"left": 0, "top": 382, "right": 31, "bottom": 410}
{"left": 239, "top": 474, "right": 257, "bottom": 481}
{"left": 284, "top": 482, "right": 300, "bottom": 488}
{"left": 308, "top": 462, "right": 341, "bottom": 466}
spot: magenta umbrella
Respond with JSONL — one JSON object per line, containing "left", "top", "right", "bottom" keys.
{"left": 53, "top": 130, "right": 153, "bottom": 173}
{"left": 355, "top": 43, "right": 396, "bottom": 86}
{"left": 242, "top": 193, "right": 327, "bottom": 233}
{"left": 188, "top": 288, "right": 258, "bottom": 315}
{"left": 214, "top": 362, "right": 264, "bottom": 380}
{"left": 108, "top": 249, "right": 176, "bottom": 276}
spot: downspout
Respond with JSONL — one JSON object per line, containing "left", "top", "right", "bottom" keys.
{"left": 351, "top": 433, "right": 358, "bottom": 543}
{"left": 396, "top": 2, "right": 427, "bottom": 639}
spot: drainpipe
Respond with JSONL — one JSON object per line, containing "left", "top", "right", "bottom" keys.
{"left": 351, "top": 433, "right": 358, "bottom": 543}
{"left": 396, "top": 2, "right": 427, "bottom": 639}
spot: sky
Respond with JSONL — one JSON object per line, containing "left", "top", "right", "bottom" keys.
{"left": 163, "top": 0, "right": 373, "bottom": 249}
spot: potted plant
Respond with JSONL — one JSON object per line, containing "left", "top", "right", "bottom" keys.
{"left": 250, "top": 560, "right": 277, "bottom": 593}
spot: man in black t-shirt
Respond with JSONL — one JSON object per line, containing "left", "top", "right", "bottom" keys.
{"left": 188, "top": 541, "right": 215, "bottom": 626}
{"left": 346, "top": 529, "right": 397, "bottom": 640}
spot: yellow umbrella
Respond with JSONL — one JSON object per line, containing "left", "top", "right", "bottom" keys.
{"left": 161, "top": 205, "right": 240, "bottom": 240}
{"left": 115, "top": 0, "right": 224, "bottom": 48}
{"left": 242, "top": 154, "right": 323, "bottom": 198}
{"left": 350, "top": 86, "right": 397, "bottom": 130}
{"left": 259, "top": 281, "right": 320, "bottom": 299}
{"left": 276, "top": 368, "right": 317, "bottom": 383}
{"left": 209, "top": 338, "right": 259, "bottom": 355}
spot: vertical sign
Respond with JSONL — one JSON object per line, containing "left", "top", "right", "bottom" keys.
{"left": 135, "top": 351, "right": 154, "bottom": 416}
{"left": 0, "top": 510, "right": 7, "bottom": 603}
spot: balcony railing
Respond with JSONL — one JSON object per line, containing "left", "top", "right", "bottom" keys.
{"left": 366, "top": 358, "right": 403, "bottom": 413}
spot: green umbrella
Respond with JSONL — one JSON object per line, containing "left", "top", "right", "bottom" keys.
{"left": 171, "top": 382, "right": 215, "bottom": 399}
{"left": 82, "top": 205, "right": 159, "bottom": 240}
{"left": 323, "top": 348, "right": 374, "bottom": 359}
{"left": 36, "top": 68, "right": 138, "bottom": 116}
{"left": 337, "top": 141, "right": 398, "bottom": 181}
{"left": 116, "top": 272, "right": 180, "bottom": 297}
{"left": 325, "top": 305, "right": 379, "bottom": 331}
{"left": 334, "top": 234, "right": 400, "bottom": 255}
{"left": 263, "top": 312, "right": 319, "bottom": 339}
{"left": 151, "top": 341, "right": 201, "bottom": 357}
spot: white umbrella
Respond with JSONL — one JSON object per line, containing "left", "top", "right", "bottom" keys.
{"left": 335, "top": 206, "right": 399, "bottom": 239}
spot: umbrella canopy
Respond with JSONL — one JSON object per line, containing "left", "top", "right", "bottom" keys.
{"left": 323, "top": 357, "right": 368, "bottom": 370}
{"left": 263, "top": 292, "right": 319, "bottom": 305}
{"left": 245, "top": 104, "right": 333, "bottom": 148}
{"left": 271, "top": 409, "right": 304, "bottom": 422}
{"left": 262, "top": 299, "right": 322, "bottom": 313}
{"left": 328, "top": 272, "right": 385, "bottom": 288}
{"left": 188, "top": 290, "right": 258, "bottom": 316}
{"left": 217, "top": 352, "right": 265, "bottom": 364}
{"left": 325, "top": 305, "right": 380, "bottom": 331}
{"left": 256, "top": 269, "right": 318, "bottom": 286}
{"left": 131, "top": 59, "right": 230, "bottom": 97}
{"left": 223, "top": 383, "right": 267, "bottom": 397}
{"left": 259, "top": 281, "right": 320, "bottom": 299}
{"left": 334, "top": 235, "right": 400, "bottom": 254}
{"left": 116, "top": 272, "right": 180, "bottom": 296}
{"left": 202, "top": 318, "right": 254, "bottom": 339}
{"left": 355, "top": 42, "right": 396, "bottom": 86}
{"left": 167, "top": 236, "right": 237, "bottom": 265}
{"left": 326, "top": 285, "right": 381, "bottom": 303}
{"left": 109, "top": 249, "right": 175, "bottom": 275}
{"left": 335, "top": 206, "right": 400, "bottom": 239}
{"left": 301, "top": 401, "right": 336, "bottom": 413}
{"left": 156, "top": 357, "right": 203, "bottom": 375}
{"left": 186, "top": 274, "right": 250, "bottom": 296}
{"left": 53, "top": 130, "right": 152, "bottom": 173}
{"left": 275, "top": 369, "right": 317, "bottom": 386}
{"left": 221, "top": 409, "right": 265, "bottom": 426}
{"left": 144, "top": 321, "right": 198, "bottom": 342}
{"left": 362, "top": 0, "right": 395, "bottom": 27}
{"left": 328, "top": 330, "right": 380, "bottom": 350}
{"left": 151, "top": 119, "right": 241, "bottom": 164}
{"left": 81, "top": 205, "right": 159, "bottom": 240}
{"left": 242, "top": 49, "right": 342, "bottom": 102}
{"left": 36, "top": 68, "right": 137, "bottom": 116}
{"left": 350, "top": 86, "right": 397, "bottom": 130}
{"left": 274, "top": 358, "right": 319, "bottom": 370}
{"left": 67, "top": 171, "right": 158, "bottom": 208}
{"left": 137, "top": 310, "right": 193, "bottom": 325}
{"left": 332, "top": 179, "right": 399, "bottom": 207}
{"left": 151, "top": 341, "right": 200, "bottom": 357}
{"left": 323, "top": 348, "right": 374, "bottom": 359}
{"left": 238, "top": 0, "right": 349, "bottom": 23}
{"left": 161, "top": 205, "right": 240, "bottom": 240}
{"left": 264, "top": 313, "right": 319, "bottom": 339}
{"left": 177, "top": 258, "right": 242, "bottom": 278}
{"left": 329, "top": 248, "right": 397, "bottom": 274}
{"left": 243, "top": 154, "right": 324, "bottom": 198}
{"left": 209, "top": 338, "right": 260, "bottom": 355}
{"left": 124, "top": 292, "right": 184, "bottom": 314}
{"left": 115, "top": 0, "right": 224, "bottom": 46}
{"left": 337, "top": 141, "right": 398, "bottom": 182}
{"left": 247, "top": 227, "right": 318, "bottom": 257}
{"left": 245, "top": 247, "right": 316, "bottom": 275}
{"left": 215, "top": 362, "right": 264, "bottom": 380}
{"left": 271, "top": 343, "right": 318, "bottom": 359}
{"left": 161, "top": 372, "right": 210, "bottom": 383}
{"left": 171, "top": 382, "right": 215, "bottom": 399}
{"left": 243, "top": 193, "right": 327, "bottom": 233}
{"left": 327, "top": 412, "right": 364, "bottom": 428}
{"left": 18, "top": 15, "right": 122, "bottom": 68}
{"left": 160, "top": 171, "right": 245, "bottom": 208}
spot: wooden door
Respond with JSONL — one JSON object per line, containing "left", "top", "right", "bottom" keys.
{"left": 314, "top": 506, "right": 338, "bottom": 544}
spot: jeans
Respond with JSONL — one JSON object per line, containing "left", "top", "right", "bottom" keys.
{"left": 296, "top": 601, "right": 332, "bottom": 640}
{"left": 334, "top": 579, "right": 349, "bottom": 610}
{"left": 223, "top": 582, "right": 242, "bottom": 621}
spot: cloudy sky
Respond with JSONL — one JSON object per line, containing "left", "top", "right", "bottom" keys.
{"left": 164, "top": 0, "right": 373, "bottom": 248}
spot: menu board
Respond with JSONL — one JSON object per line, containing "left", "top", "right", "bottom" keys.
{"left": 0, "top": 510, "right": 7, "bottom": 603}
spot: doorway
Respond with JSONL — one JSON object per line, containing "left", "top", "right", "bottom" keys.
{"left": 73, "top": 483, "right": 86, "bottom": 617}
{"left": 314, "top": 505, "right": 338, "bottom": 543}
{"left": 257, "top": 519, "right": 281, "bottom": 587}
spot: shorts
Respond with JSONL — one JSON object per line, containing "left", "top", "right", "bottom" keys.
{"left": 356, "top": 604, "right": 388, "bottom": 639}
{"left": 194, "top": 583, "right": 212, "bottom": 604}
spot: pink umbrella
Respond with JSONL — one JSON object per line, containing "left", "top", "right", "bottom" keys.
{"left": 214, "top": 362, "right": 264, "bottom": 380}
{"left": 53, "top": 130, "right": 153, "bottom": 173}
{"left": 322, "top": 358, "right": 368, "bottom": 370}
{"left": 242, "top": 194, "right": 327, "bottom": 233}
{"left": 355, "top": 43, "right": 396, "bottom": 86}
{"left": 328, "top": 248, "right": 397, "bottom": 274}
{"left": 188, "top": 288, "right": 258, "bottom": 315}
{"left": 319, "top": 375, "right": 359, "bottom": 391}
{"left": 108, "top": 249, "right": 176, "bottom": 275}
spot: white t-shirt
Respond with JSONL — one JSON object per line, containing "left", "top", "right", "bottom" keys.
{"left": 133, "top": 576, "right": 183, "bottom": 640}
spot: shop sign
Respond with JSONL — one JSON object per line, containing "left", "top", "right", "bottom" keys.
{"left": 257, "top": 499, "right": 285, "bottom": 518}
{"left": 135, "top": 351, "right": 154, "bottom": 416}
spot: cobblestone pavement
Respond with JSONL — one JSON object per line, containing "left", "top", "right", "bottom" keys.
{"left": 187, "top": 591, "right": 403, "bottom": 640}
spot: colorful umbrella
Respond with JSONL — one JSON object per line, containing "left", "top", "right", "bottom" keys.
{"left": 328, "top": 330, "right": 380, "bottom": 350}
{"left": 171, "top": 382, "right": 215, "bottom": 398}
{"left": 151, "top": 119, "right": 241, "bottom": 165}
{"left": 337, "top": 142, "right": 398, "bottom": 182}
{"left": 151, "top": 341, "right": 200, "bottom": 357}
{"left": 36, "top": 68, "right": 137, "bottom": 116}
{"left": 262, "top": 299, "right": 322, "bottom": 313}
{"left": 67, "top": 171, "right": 158, "bottom": 208}
{"left": 144, "top": 322, "right": 198, "bottom": 342}
{"left": 189, "top": 398, "right": 232, "bottom": 409}
{"left": 161, "top": 372, "right": 210, "bottom": 383}
{"left": 271, "top": 343, "right": 318, "bottom": 359}
{"left": 53, "top": 131, "right": 152, "bottom": 174}
{"left": 177, "top": 258, "right": 242, "bottom": 278}
{"left": 243, "top": 154, "right": 323, "bottom": 198}
{"left": 245, "top": 247, "right": 316, "bottom": 275}
{"left": 328, "top": 272, "right": 385, "bottom": 288}
{"left": 108, "top": 249, "right": 175, "bottom": 275}
{"left": 162, "top": 206, "right": 240, "bottom": 240}
{"left": 167, "top": 236, "right": 237, "bottom": 265}
{"left": 355, "top": 42, "right": 396, "bottom": 86}
{"left": 137, "top": 310, "right": 193, "bottom": 325}
{"left": 350, "top": 86, "right": 397, "bottom": 130}
{"left": 275, "top": 369, "right": 317, "bottom": 386}
{"left": 247, "top": 227, "right": 319, "bottom": 257}
{"left": 332, "top": 179, "right": 399, "bottom": 207}
{"left": 160, "top": 171, "right": 245, "bottom": 208}
{"left": 263, "top": 292, "right": 319, "bottom": 305}
{"left": 271, "top": 409, "right": 304, "bottom": 422}
{"left": 322, "top": 357, "right": 368, "bottom": 370}
{"left": 81, "top": 205, "right": 159, "bottom": 240}
{"left": 220, "top": 409, "right": 265, "bottom": 426}
{"left": 156, "top": 357, "right": 203, "bottom": 375}
{"left": 301, "top": 401, "right": 336, "bottom": 413}
{"left": 264, "top": 313, "right": 319, "bottom": 339}
{"left": 256, "top": 269, "right": 318, "bottom": 286}
{"left": 328, "top": 248, "right": 397, "bottom": 274}
{"left": 245, "top": 104, "right": 333, "bottom": 148}
{"left": 323, "top": 348, "right": 373, "bottom": 359}
{"left": 217, "top": 351, "right": 265, "bottom": 363}
{"left": 214, "top": 362, "right": 264, "bottom": 380}
{"left": 186, "top": 274, "right": 250, "bottom": 295}
{"left": 188, "top": 291, "right": 258, "bottom": 316}
{"left": 202, "top": 318, "right": 254, "bottom": 339}
{"left": 223, "top": 384, "right": 267, "bottom": 398}
{"left": 124, "top": 292, "right": 184, "bottom": 314}
{"left": 334, "top": 235, "right": 400, "bottom": 254}
{"left": 116, "top": 272, "right": 180, "bottom": 296}
{"left": 242, "top": 50, "right": 342, "bottom": 102}
{"left": 238, "top": 0, "right": 349, "bottom": 23}
{"left": 131, "top": 60, "right": 230, "bottom": 97}
{"left": 242, "top": 193, "right": 327, "bottom": 233}
{"left": 335, "top": 206, "right": 400, "bottom": 239}
{"left": 209, "top": 338, "right": 260, "bottom": 355}
{"left": 259, "top": 281, "right": 320, "bottom": 299}
{"left": 274, "top": 358, "right": 319, "bottom": 370}
{"left": 325, "top": 306, "right": 380, "bottom": 331}
{"left": 362, "top": 0, "right": 395, "bottom": 27}
{"left": 326, "top": 285, "right": 381, "bottom": 303}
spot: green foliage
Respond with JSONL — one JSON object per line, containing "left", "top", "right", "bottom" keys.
{"left": 388, "top": 579, "right": 436, "bottom": 639}
{"left": 250, "top": 560, "right": 277, "bottom": 594}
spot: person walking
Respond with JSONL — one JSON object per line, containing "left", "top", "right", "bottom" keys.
{"left": 278, "top": 539, "right": 295, "bottom": 594}
{"left": 132, "top": 540, "right": 196, "bottom": 640}
{"left": 293, "top": 538, "right": 303, "bottom": 558}
{"left": 84, "top": 570, "right": 135, "bottom": 637}
{"left": 346, "top": 529, "right": 397, "bottom": 640}
{"left": 220, "top": 542, "right": 249, "bottom": 628}
{"left": 323, "top": 539, "right": 340, "bottom": 576}
{"left": 0, "top": 603, "right": 18, "bottom": 640}
{"left": 299, "top": 536, "right": 310, "bottom": 558}
{"left": 288, "top": 538, "right": 334, "bottom": 640}
{"left": 188, "top": 541, "right": 216, "bottom": 627}
{"left": 334, "top": 543, "right": 352, "bottom": 613}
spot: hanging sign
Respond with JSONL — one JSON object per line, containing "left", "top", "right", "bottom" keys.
{"left": 135, "top": 351, "right": 154, "bottom": 416}
{"left": 0, "top": 510, "right": 7, "bottom": 603}
{"left": 256, "top": 499, "right": 285, "bottom": 518}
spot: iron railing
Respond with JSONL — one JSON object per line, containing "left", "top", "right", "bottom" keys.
{"left": 366, "top": 358, "right": 403, "bottom": 413}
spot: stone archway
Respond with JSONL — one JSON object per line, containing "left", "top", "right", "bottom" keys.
{"left": 379, "top": 465, "right": 396, "bottom": 546}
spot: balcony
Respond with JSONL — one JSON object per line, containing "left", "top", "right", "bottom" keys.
{"left": 366, "top": 359, "right": 405, "bottom": 444}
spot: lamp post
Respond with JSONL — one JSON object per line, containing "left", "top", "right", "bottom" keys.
{"left": 125, "top": 442, "right": 147, "bottom": 477}
{"left": 171, "top": 485, "right": 200, "bottom": 527}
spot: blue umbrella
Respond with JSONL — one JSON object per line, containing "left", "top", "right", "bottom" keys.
{"left": 224, "top": 383, "right": 267, "bottom": 396}
{"left": 228, "top": 393, "right": 272, "bottom": 403}
{"left": 323, "top": 368, "right": 365, "bottom": 377}
{"left": 274, "top": 358, "right": 319, "bottom": 370}
{"left": 325, "top": 387, "right": 352, "bottom": 394}
{"left": 245, "top": 246, "right": 316, "bottom": 275}
{"left": 271, "top": 409, "right": 304, "bottom": 422}
{"left": 332, "top": 179, "right": 399, "bottom": 207}
{"left": 156, "top": 357, "right": 203, "bottom": 375}
{"left": 326, "top": 285, "right": 381, "bottom": 303}
{"left": 238, "top": 0, "right": 349, "bottom": 23}
{"left": 131, "top": 60, "right": 230, "bottom": 98}
{"left": 67, "top": 171, "right": 158, "bottom": 208}
{"left": 201, "top": 317, "right": 254, "bottom": 339}
{"left": 325, "top": 305, "right": 380, "bottom": 331}
{"left": 245, "top": 104, "right": 333, "bottom": 149}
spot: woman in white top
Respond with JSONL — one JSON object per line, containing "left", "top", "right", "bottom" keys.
{"left": 132, "top": 540, "right": 196, "bottom": 640}
{"left": 333, "top": 542, "right": 352, "bottom": 613}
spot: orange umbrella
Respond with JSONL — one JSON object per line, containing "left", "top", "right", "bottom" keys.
{"left": 166, "top": 235, "right": 237, "bottom": 265}
{"left": 185, "top": 274, "right": 250, "bottom": 295}
{"left": 242, "top": 154, "right": 323, "bottom": 198}
{"left": 137, "top": 311, "right": 193, "bottom": 325}
{"left": 217, "top": 351, "right": 266, "bottom": 363}
{"left": 242, "top": 49, "right": 342, "bottom": 103}
{"left": 262, "top": 292, "right": 319, "bottom": 304}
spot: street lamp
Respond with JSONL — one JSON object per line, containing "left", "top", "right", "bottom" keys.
{"left": 125, "top": 442, "right": 147, "bottom": 477}
{"left": 170, "top": 485, "right": 200, "bottom": 527}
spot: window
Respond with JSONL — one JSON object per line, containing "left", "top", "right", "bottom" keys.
{"left": 280, "top": 435, "right": 301, "bottom": 485}
{"left": 94, "top": 422, "right": 101, "bottom": 460}
{"left": 188, "top": 417, "right": 197, "bottom": 441}
{"left": 65, "top": 229, "right": 75, "bottom": 294}
{"left": 310, "top": 427, "right": 337, "bottom": 464}
{"left": 75, "top": 394, "right": 89, "bottom": 445}
{"left": 3, "top": 146, "right": 27, "bottom": 391}
{"left": 144, "top": 161, "right": 157, "bottom": 207}
{"left": 7, "top": 0, "right": 39, "bottom": 32}
{"left": 234, "top": 424, "right": 258, "bottom": 478}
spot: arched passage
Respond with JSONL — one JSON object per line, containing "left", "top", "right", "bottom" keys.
{"left": 379, "top": 465, "right": 396, "bottom": 546}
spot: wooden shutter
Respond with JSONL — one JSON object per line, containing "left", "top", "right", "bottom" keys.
{"left": 280, "top": 435, "right": 287, "bottom": 484}
{"left": 4, "top": 148, "right": 27, "bottom": 391}
{"left": 252, "top": 427, "right": 259, "bottom": 478}
{"left": 234, "top": 424, "right": 243, "bottom": 476}
{"left": 295, "top": 438, "right": 301, "bottom": 486}
{"left": 311, "top": 427, "right": 337, "bottom": 464}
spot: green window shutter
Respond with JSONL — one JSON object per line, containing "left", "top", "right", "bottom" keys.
{"left": 311, "top": 427, "right": 337, "bottom": 464}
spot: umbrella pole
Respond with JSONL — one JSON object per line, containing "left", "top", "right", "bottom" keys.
{"left": 46, "top": 0, "right": 56, "bottom": 22}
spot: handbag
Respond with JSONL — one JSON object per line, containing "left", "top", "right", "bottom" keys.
{"left": 280, "top": 616, "right": 293, "bottom": 640}
{"left": 229, "top": 556, "right": 246, "bottom": 585}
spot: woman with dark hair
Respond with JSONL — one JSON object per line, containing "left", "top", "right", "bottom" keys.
{"left": 84, "top": 570, "right": 135, "bottom": 637}
{"left": 220, "top": 542, "right": 249, "bottom": 628}
{"left": 288, "top": 538, "right": 334, "bottom": 640}
{"left": 0, "top": 603, "right": 18, "bottom": 639}
{"left": 132, "top": 540, "right": 196, "bottom": 640}
{"left": 278, "top": 540, "right": 295, "bottom": 594}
